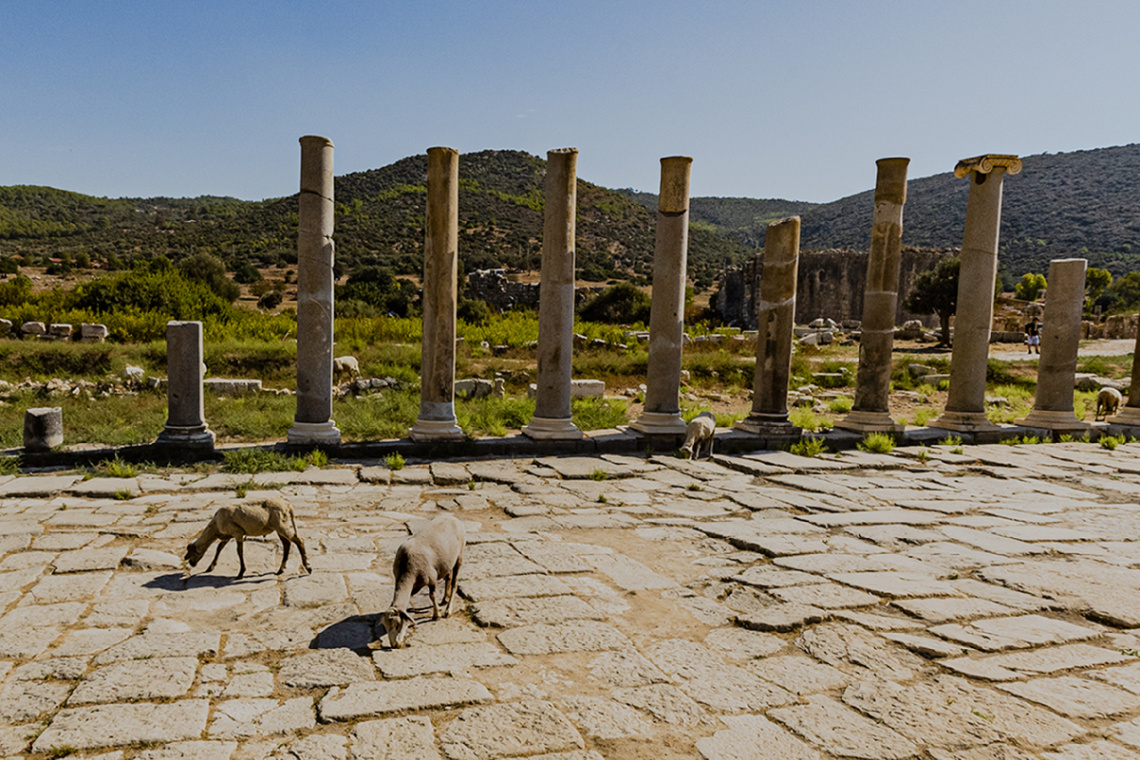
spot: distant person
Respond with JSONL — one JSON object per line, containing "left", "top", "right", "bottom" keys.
{"left": 1025, "top": 320, "right": 1040, "bottom": 355}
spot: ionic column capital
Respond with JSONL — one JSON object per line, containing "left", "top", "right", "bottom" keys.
{"left": 954, "top": 154, "right": 1022, "bottom": 178}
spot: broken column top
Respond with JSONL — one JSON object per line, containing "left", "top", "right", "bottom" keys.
{"left": 954, "top": 154, "right": 1022, "bottom": 178}
{"left": 658, "top": 156, "right": 693, "bottom": 214}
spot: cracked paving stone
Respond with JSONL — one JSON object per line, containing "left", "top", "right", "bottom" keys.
{"left": 843, "top": 674, "right": 1084, "bottom": 748}
{"left": 439, "top": 700, "right": 584, "bottom": 760}
{"left": 828, "top": 571, "right": 962, "bottom": 598}
{"left": 941, "top": 644, "right": 1131, "bottom": 681}
{"left": 93, "top": 631, "right": 220, "bottom": 664}
{"left": 748, "top": 655, "right": 851, "bottom": 695}
{"left": 770, "top": 694, "right": 917, "bottom": 760}
{"left": 349, "top": 716, "right": 440, "bottom": 760}
{"left": 611, "top": 683, "right": 713, "bottom": 726}
{"left": 33, "top": 700, "right": 211, "bottom": 752}
{"left": 472, "top": 595, "right": 604, "bottom": 627}
{"left": 561, "top": 695, "right": 653, "bottom": 739}
{"left": 130, "top": 740, "right": 239, "bottom": 760}
{"left": 282, "top": 572, "right": 348, "bottom": 607}
{"left": 279, "top": 649, "right": 376, "bottom": 688}
{"left": 771, "top": 582, "right": 881, "bottom": 609}
{"left": 372, "top": 641, "right": 517, "bottom": 677}
{"left": 0, "top": 679, "right": 71, "bottom": 722}
{"left": 892, "top": 596, "right": 1017, "bottom": 623}
{"left": 928, "top": 614, "right": 1102, "bottom": 652}
{"left": 318, "top": 677, "right": 492, "bottom": 721}
{"left": 68, "top": 656, "right": 198, "bottom": 704}
{"left": 583, "top": 552, "right": 676, "bottom": 590}
{"left": 498, "top": 620, "right": 632, "bottom": 655}
{"left": 697, "top": 714, "right": 820, "bottom": 760}
{"left": 208, "top": 697, "right": 316, "bottom": 738}
{"left": 587, "top": 650, "right": 669, "bottom": 687}
{"left": 796, "top": 622, "right": 929, "bottom": 681}
{"left": 458, "top": 573, "right": 573, "bottom": 601}
{"left": 736, "top": 603, "right": 829, "bottom": 632}
{"left": 998, "top": 676, "right": 1140, "bottom": 720}
{"left": 704, "top": 626, "right": 786, "bottom": 659}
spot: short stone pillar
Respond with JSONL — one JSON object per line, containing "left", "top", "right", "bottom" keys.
{"left": 1017, "top": 258, "right": 1090, "bottom": 433}
{"left": 155, "top": 321, "right": 214, "bottom": 448}
{"left": 930, "top": 154, "right": 1022, "bottom": 434}
{"left": 524, "top": 148, "right": 582, "bottom": 440}
{"left": 1112, "top": 309, "right": 1140, "bottom": 426}
{"left": 24, "top": 407, "right": 62, "bottom": 452}
{"left": 630, "top": 156, "right": 693, "bottom": 436}
{"left": 410, "top": 147, "right": 464, "bottom": 441}
{"left": 837, "top": 157, "right": 909, "bottom": 434}
{"left": 288, "top": 135, "right": 341, "bottom": 445}
{"left": 735, "top": 217, "right": 802, "bottom": 436}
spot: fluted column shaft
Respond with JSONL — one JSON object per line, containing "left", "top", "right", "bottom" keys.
{"left": 524, "top": 148, "right": 582, "bottom": 440}
{"left": 288, "top": 135, "right": 340, "bottom": 445}
{"left": 410, "top": 147, "right": 464, "bottom": 441}
{"left": 838, "top": 157, "right": 909, "bottom": 433}
{"left": 931, "top": 154, "right": 1021, "bottom": 434}
{"left": 1017, "top": 258, "right": 1090, "bottom": 432}
{"left": 631, "top": 156, "right": 692, "bottom": 436}
{"left": 735, "top": 216, "right": 801, "bottom": 435}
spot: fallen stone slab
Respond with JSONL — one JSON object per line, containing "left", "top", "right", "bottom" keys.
{"left": 438, "top": 700, "right": 584, "bottom": 760}
{"left": 122, "top": 548, "right": 183, "bottom": 571}
{"left": 33, "top": 700, "right": 211, "bottom": 752}
{"left": 736, "top": 603, "right": 829, "bottom": 632}
{"left": 498, "top": 620, "right": 632, "bottom": 655}
{"left": 318, "top": 677, "right": 492, "bottom": 722}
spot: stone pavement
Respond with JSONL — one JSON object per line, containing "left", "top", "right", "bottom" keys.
{"left": 4, "top": 444, "right": 1140, "bottom": 758}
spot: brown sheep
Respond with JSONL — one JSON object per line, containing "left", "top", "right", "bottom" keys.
{"left": 184, "top": 497, "right": 311, "bottom": 578}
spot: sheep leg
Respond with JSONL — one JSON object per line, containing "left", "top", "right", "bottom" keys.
{"left": 428, "top": 581, "right": 441, "bottom": 620}
{"left": 443, "top": 555, "right": 462, "bottom": 617}
{"left": 205, "top": 539, "right": 229, "bottom": 572}
{"left": 277, "top": 534, "right": 291, "bottom": 575}
{"left": 236, "top": 538, "right": 247, "bottom": 579}
{"left": 293, "top": 536, "right": 311, "bottom": 574}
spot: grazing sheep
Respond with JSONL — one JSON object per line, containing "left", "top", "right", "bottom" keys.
{"left": 680, "top": 412, "right": 716, "bottom": 460}
{"left": 1096, "top": 386, "right": 1124, "bottom": 420}
{"left": 378, "top": 515, "right": 465, "bottom": 649}
{"left": 184, "top": 497, "right": 311, "bottom": 579}
{"left": 333, "top": 355, "right": 360, "bottom": 385}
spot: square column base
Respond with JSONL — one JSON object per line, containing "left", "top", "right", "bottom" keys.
{"left": 1110, "top": 406, "right": 1140, "bottom": 427}
{"left": 409, "top": 418, "right": 465, "bottom": 442}
{"left": 287, "top": 420, "right": 341, "bottom": 445}
{"left": 834, "top": 410, "right": 904, "bottom": 434}
{"left": 734, "top": 413, "right": 801, "bottom": 438}
{"left": 522, "top": 416, "right": 583, "bottom": 440}
{"left": 1015, "top": 409, "right": 1090, "bottom": 434}
{"left": 156, "top": 425, "right": 215, "bottom": 449}
{"left": 629, "top": 411, "right": 686, "bottom": 436}
{"left": 927, "top": 410, "right": 1000, "bottom": 434}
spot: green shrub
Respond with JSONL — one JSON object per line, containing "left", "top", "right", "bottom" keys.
{"left": 223, "top": 448, "right": 295, "bottom": 474}
{"left": 572, "top": 397, "right": 629, "bottom": 430}
{"left": 0, "top": 456, "right": 19, "bottom": 475}
{"left": 457, "top": 396, "right": 535, "bottom": 437}
{"left": 385, "top": 452, "right": 405, "bottom": 470}
{"left": 790, "top": 437, "right": 827, "bottom": 457}
{"left": 92, "top": 454, "right": 139, "bottom": 478}
{"left": 828, "top": 396, "right": 853, "bottom": 414}
{"left": 857, "top": 432, "right": 896, "bottom": 453}
{"left": 1101, "top": 434, "right": 1125, "bottom": 450}
{"left": 789, "top": 406, "right": 832, "bottom": 432}
{"left": 576, "top": 282, "right": 651, "bottom": 324}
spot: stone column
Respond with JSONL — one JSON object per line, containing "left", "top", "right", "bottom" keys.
{"left": 735, "top": 216, "right": 802, "bottom": 436}
{"left": 410, "top": 147, "right": 464, "bottom": 441}
{"left": 837, "top": 157, "right": 909, "bottom": 434}
{"left": 288, "top": 135, "right": 341, "bottom": 445}
{"left": 1112, "top": 312, "right": 1140, "bottom": 426}
{"left": 630, "top": 156, "right": 693, "bottom": 436}
{"left": 156, "top": 321, "right": 214, "bottom": 448}
{"left": 1017, "top": 258, "right": 1090, "bottom": 433}
{"left": 930, "top": 154, "right": 1022, "bottom": 434}
{"left": 524, "top": 148, "right": 582, "bottom": 440}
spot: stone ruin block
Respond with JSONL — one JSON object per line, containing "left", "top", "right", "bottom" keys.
{"left": 527, "top": 379, "right": 605, "bottom": 399}
{"left": 48, "top": 323, "right": 73, "bottom": 340}
{"left": 81, "top": 323, "right": 108, "bottom": 343}
{"left": 455, "top": 378, "right": 494, "bottom": 400}
{"left": 204, "top": 378, "right": 263, "bottom": 396}
{"left": 20, "top": 321, "right": 45, "bottom": 338}
{"left": 24, "top": 406, "right": 62, "bottom": 452}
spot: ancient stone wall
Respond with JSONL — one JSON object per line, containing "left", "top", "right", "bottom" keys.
{"left": 466, "top": 269, "right": 541, "bottom": 310}
{"left": 716, "top": 247, "right": 953, "bottom": 329}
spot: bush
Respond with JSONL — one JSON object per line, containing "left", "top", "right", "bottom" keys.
{"left": 177, "top": 253, "right": 240, "bottom": 302}
{"left": 234, "top": 262, "right": 262, "bottom": 284}
{"left": 258, "top": 291, "right": 283, "bottom": 310}
{"left": 577, "top": 282, "right": 651, "bottom": 324}
{"left": 858, "top": 432, "right": 896, "bottom": 453}
{"left": 790, "top": 437, "right": 827, "bottom": 457}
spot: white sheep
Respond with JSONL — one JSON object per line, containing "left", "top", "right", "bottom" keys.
{"left": 184, "top": 497, "right": 311, "bottom": 578}
{"left": 680, "top": 412, "right": 716, "bottom": 460}
{"left": 333, "top": 355, "right": 360, "bottom": 385}
{"left": 377, "top": 514, "right": 465, "bottom": 649}
{"left": 1096, "top": 386, "right": 1124, "bottom": 420}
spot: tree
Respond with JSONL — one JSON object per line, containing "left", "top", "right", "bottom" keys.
{"left": 177, "top": 252, "right": 240, "bottom": 303}
{"left": 1086, "top": 267, "right": 1113, "bottom": 306}
{"left": 1014, "top": 272, "right": 1047, "bottom": 301}
{"left": 904, "top": 257, "right": 959, "bottom": 346}
{"left": 234, "top": 261, "right": 262, "bottom": 284}
{"left": 1109, "top": 272, "right": 1140, "bottom": 309}
{"left": 577, "top": 282, "right": 652, "bottom": 324}
{"left": 336, "top": 266, "right": 416, "bottom": 317}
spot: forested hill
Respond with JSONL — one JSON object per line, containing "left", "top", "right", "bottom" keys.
{"left": 616, "top": 190, "right": 819, "bottom": 249}
{"left": 0, "top": 150, "right": 751, "bottom": 288}
{"left": 797, "top": 144, "right": 1140, "bottom": 278}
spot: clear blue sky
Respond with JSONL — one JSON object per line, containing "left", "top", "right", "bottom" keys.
{"left": 4, "top": 1, "right": 1137, "bottom": 203}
